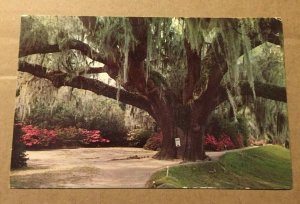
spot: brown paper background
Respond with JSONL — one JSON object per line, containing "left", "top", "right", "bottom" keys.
{"left": 0, "top": 0, "right": 300, "bottom": 203}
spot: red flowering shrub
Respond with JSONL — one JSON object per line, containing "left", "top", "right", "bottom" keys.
{"left": 21, "top": 125, "right": 110, "bottom": 148}
{"left": 55, "top": 127, "right": 110, "bottom": 147}
{"left": 204, "top": 134, "right": 236, "bottom": 151}
{"left": 21, "top": 125, "right": 57, "bottom": 148}
{"left": 204, "top": 134, "right": 218, "bottom": 151}
{"left": 144, "top": 131, "right": 163, "bottom": 151}
{"left": 216, "top": 134, "right": 235, "bottom": 151}
{"left": 79, "top": 129, "right": 110, "bottom": 145}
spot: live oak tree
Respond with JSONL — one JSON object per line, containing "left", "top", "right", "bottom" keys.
{"left": 18, "top": 16, "right": 287, "bottom": 161}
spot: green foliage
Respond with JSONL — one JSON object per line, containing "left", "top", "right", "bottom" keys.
{"left": 90, "top": 17, "right": 137, "bottom": 83}
{"left": 127, "top": 129, "right": 153, "bottom": 147}
{"left": 91, "top": 117, "right": 127, "bottom": 146}
{"left": 24, "top": 104, "right": 71, "bottom": 128}
{"left": 148, "top": 145, "right": 292, "bottom": 189}
{"left": 252, "top": 98, "right": 288, "bottom": 144}
{"left": 20, "top": 17, "right": 49, "bottom": 53}
{"left": 54, "top": 126, "right": 84, "bottom": 147}
{"left": 236, "top": 42, "right": 288, "bottom": 143}
{"left": 11, "top": 122, "right": 28, "bottom": 169}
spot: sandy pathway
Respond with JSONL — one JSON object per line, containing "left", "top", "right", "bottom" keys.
{"left": 206, "top": 146, "right": 258, "bottom": 161}
{"left": 10, "top": 147, "right": 180, "bottom": 188}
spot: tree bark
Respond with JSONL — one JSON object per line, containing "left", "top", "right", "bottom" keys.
{"left": 147, "top": 89, "right": 177, "bottom": 160}
{"left": 183, "top": 125, "right": 206, "bottom": 161}
{"left": 182, "top": 40, "right": 202, "bottom": 104}
{"left": 181, "top": 101, "right": 212, "bottom": 161}
{"left": 154, "top": 116, "right": 177, "bottom": 160}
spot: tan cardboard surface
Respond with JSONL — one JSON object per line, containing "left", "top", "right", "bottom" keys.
{"left": 0, "top": 0, "right": 300, "bottom": 203}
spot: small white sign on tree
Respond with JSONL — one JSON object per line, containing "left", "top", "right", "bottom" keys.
{"left": 175, "top": 138, "right": 181, "bottom": 147}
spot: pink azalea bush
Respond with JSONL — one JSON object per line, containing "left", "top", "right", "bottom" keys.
{"left": 216, "top": 134, "right": 235, "bottom": 151}
{"left": 21, "top": 125, "right": 57, "bottom": 147}
{"left": 20, "top": 125, "right": 109, "bottom": 148}
{"left": 79, "top": 129, "right": 110, "bottom": 145}
{"left": 204, "top": 134, "right": 218, "bottom": 151}
{"left": 204, "top": 134, "right": 237, "bottom": 151}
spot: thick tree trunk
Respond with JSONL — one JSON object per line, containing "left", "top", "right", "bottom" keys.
{"left": 156, "top": 119, "right": 207, "bottom": 161}
{"left": 181, "top": 108, "right": 208, "bottom": 161}
{"left": 155, "top": 118, "right": 177, "bottom": 160}
{"left": 152, "top": 101, "right": 208, "bottom": 161}
{"left": 181, "top": 99, "right": 212, "bottom": 161}
{"left": 151, "top": 97, "right": 177, "bottom": 160}
{"left": 148, "top": 90, "right": 210, "bottom": 161}
{"left": 183, "top": 125, "right": 206, "bottom": 161}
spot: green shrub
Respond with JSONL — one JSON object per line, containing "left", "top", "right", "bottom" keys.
{"left": 206, "top": 114, "right": 225, "bottom": 140}
{"left": 56, "top": 126, "right": 78, "bottom": 139}
{"left": 90, "top": 117, "right": 127, "bottom": 146}
{"left": 11, "top": 122, "right": 28, "bottom": 169}
{"left": 127, "top": 129, "right": 153, "bottom": 147}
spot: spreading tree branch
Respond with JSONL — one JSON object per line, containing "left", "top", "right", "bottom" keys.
{"left": 20, "top": 39, "right": 109, "bottom": 65}
{"left": 80, "top": 66, "right": 109, "bottom": 74}
{"left": 18, "top": 61, "right": 153, "bottom": 115}
{"left": 19, "top": 39, "right": 121, "bottom": 79}
{"left": 215, "top": 81, "right": 287, "bottom": 108}
{"left": 200, "top": 81, "right": 287, "bottom": 122}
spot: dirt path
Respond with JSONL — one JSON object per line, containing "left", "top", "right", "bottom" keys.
{"left": 10, "top": 147, "right": 180, "bottom": 188}
{"left": 10, "top": 146, "right": 258, "bottom": 188}
{"left": 206, "top": 146, "right": 258, "bottom": 161}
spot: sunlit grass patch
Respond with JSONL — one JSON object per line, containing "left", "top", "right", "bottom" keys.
{"left": 148, "top": 145, "right": 292, "bottom": 189}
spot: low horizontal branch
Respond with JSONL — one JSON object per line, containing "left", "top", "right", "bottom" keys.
{"left": 240, "top": 81, "right": 287, "bottom": 102}
{"left": 18, "top": 61, "right": 153, "bottom": 114}
{"left": 218, "top": 81, "right": 287, "bottom": 103}
{"left": 19, "top": 39, "right": 108, "bottom": 65}
{"left": 80, "top": 66, "right": 108, "bottom": 74}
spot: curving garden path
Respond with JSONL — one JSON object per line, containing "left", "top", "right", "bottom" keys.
{"left": 10, "top": 146, "right": 257, "bottom": 188}
{"left": 10, "top": 147, "right": 179, "bottom": 188}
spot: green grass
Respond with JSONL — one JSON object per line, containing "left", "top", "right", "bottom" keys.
{"left": 148, "top": 145, "right": 292, "bottom": 189}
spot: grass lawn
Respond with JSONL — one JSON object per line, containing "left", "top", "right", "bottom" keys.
{"left": 147, "top": 145, "right": 292, "bottom": 189}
